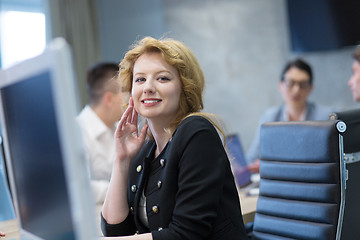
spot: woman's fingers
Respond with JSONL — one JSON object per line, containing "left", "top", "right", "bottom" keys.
{"left": 129, "top": 96, "right": 134, "bottom": 107}
{"left": 118, "top": 105, "right": 132, "bottom": 129}
{"left": 131, "top": 107, "right": 138, "bottom": 124}
{"left": 116, "top": 96, "right": 141, "bottom": 139}
{"left": 139, "top": 124, "right": 148, "bottom": 144}
{"left": 126, "top": 107, "right": 132, "bottom": 124}
{"left": 129, "top": 97, "right": 137, "bottom": 124}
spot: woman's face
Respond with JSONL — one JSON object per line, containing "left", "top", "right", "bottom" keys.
{"left": 278, "top": 67, "right": 313, "bottom": 110}
{"left": 132, "top": 52, "right": 182, "bottom": 125}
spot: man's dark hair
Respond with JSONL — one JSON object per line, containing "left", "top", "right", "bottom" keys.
{"left": 87, "top": 62, "right": 119, "bottom": 104}
{"left": 280, "top": 58, "right": 313, "bottom": 84}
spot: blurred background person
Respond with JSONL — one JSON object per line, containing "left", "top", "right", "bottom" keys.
{"left": 77, "top": 62, "right": 128, "bottom": 204}
{"left": 246, "top": 58, "right": 334, "bottom": 173}
{"left": 349, "top": 47, "right": 360, "bottom": 102}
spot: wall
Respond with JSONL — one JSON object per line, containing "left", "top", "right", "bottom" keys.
{"left": 96, "top": 0, "right": 165, "bottom": 62}
{"left": 96, "top": 0, "right": 359, "bottom": 153}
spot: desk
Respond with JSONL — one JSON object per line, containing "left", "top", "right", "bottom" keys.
{"left": 0, "top": 191, "right": 257, "bottom": 239}
{"left": 0, "top": 219, "right": 18, "bottom": 239}
{"left": 239, "top": 189, "right": 258, "bottom": 224}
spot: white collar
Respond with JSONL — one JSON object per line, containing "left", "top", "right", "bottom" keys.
{"left": 77, "top": 105, "right": 114, "bottom": 140}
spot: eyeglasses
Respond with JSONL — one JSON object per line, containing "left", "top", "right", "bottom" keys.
{"left": 282, "top": 79, "right": 311, "bottom": 90}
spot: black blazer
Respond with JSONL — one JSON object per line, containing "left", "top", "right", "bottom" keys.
{"left": 101, "top": 116, "right": 248, "bottom": 240}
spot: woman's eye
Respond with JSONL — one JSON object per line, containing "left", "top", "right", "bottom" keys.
{"left": 135, "top": 77, "right": 145, "bottom": 83}
{"left": 158, "top": 76, "right": 170, "bottom": 81}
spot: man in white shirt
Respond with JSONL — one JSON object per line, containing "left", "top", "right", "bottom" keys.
{"left": 77, "top": 62, "right": 128, "bottom": 204}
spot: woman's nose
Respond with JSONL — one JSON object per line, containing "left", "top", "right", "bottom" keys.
{"left": 143, "top": 79, "right": 155, "bottom": 94}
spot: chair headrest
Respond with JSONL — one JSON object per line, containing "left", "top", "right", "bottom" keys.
{"left": 260, "top": 121, "right": 340, "bottom": 162}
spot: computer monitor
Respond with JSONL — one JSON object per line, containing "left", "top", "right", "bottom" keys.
{"left": 225, "top": 134, "right": 252, "bottom": 188}
{"left": 0, "top": 38, "right": 97, "bottom": 240}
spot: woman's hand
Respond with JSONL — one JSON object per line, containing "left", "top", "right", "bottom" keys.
{"left": 102, "top": 97, "right": 148, "bottom": 224}
{"left": 115, "top": 97, "right": 148, "bottom": 167}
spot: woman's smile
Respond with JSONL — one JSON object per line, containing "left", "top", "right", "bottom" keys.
{"left": 141, "top": 98, "right": 162, "bottom": 106}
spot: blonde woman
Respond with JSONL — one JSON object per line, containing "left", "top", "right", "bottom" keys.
{"left": 101, "top": 37, "right": 247, "bottom": 240}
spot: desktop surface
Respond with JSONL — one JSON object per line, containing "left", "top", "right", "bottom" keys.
{"left": 0, "top": 190, "right": 258, "bottom": 239}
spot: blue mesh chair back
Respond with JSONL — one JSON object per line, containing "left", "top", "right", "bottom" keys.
{"left": 252, "top": 120, "right": 345, "bottom": 240}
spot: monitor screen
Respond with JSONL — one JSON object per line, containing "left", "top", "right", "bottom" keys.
{"left": 0, "top": 70, "right": 75, "bottom": 239}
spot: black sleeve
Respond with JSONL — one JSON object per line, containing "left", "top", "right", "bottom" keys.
{"left": 100, "top": 211, "right": 137, "bottom": 237}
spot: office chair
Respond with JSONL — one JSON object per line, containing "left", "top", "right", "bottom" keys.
{"left": 249, "top": 120, "right": 346, "bottom": 240}
{"left": 329, "top": 109, "right": 360, "bottom": 239}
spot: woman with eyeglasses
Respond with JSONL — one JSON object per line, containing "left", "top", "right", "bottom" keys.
{"left": 246, "top": 58, "right": 334, "bottom": 173}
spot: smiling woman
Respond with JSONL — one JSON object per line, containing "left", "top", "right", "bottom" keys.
{"left": 100, "top": 37, "right": 248, "bottom": 240}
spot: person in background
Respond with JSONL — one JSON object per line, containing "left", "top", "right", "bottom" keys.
{"left": 101, "top": 37, "right": 248, "bottom": 239}
{"left": 77, "top": 62, "right": 128, "bottom": 204}
{"left": 246, "top": 58, "right": 334, "bottom": 173}
{"left": 349, "top": 46, "right": 360, "bottom": 102}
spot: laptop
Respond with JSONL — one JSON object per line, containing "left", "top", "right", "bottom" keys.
{"left": 225, "top": 134, "right": 252, "bottom": 188}
{"left": 0, "top": 38, "right": 98, "bottom": 239}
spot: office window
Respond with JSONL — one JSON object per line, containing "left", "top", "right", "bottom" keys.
{"left": 0, "top": 0, "right": 46, "bottom": 68}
